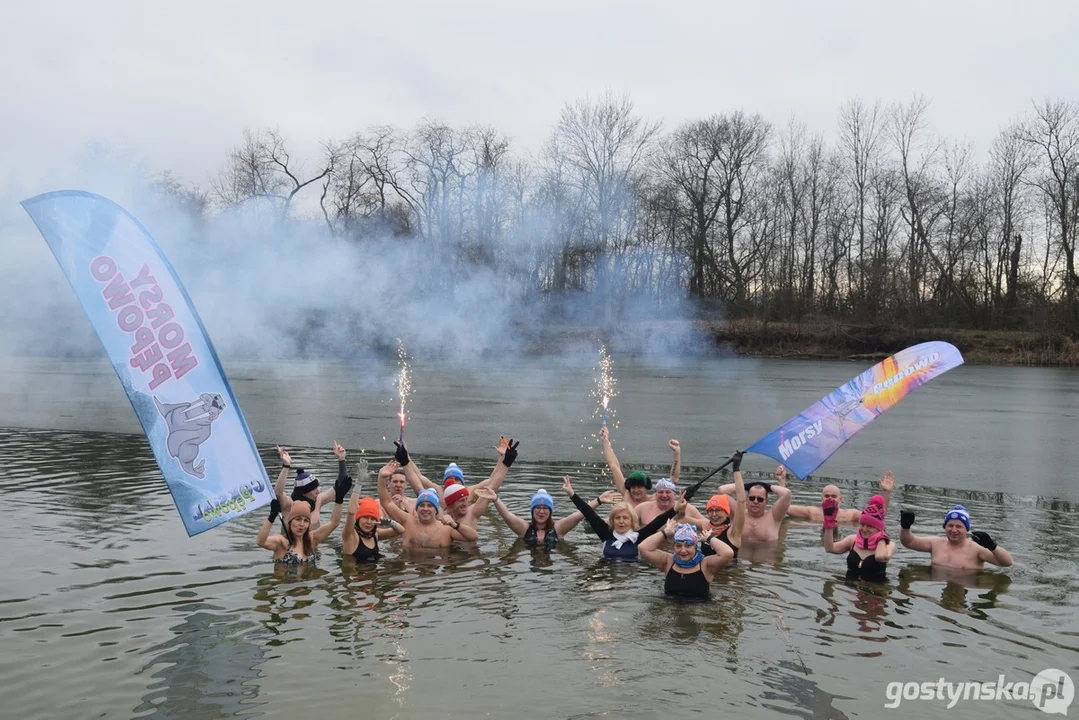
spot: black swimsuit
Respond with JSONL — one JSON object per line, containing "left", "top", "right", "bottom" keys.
{"left": 524, "top": 524, "right": 558, "bottom": 550}
{"left": 846, "top": 549, "right": 888, "bottom": 582}
{"left": 664, "top": 564, "right": 711, "bottom": 600}
{"left": 701, "top": 524, "right": 739, "bottom": 560}
{"left": 351, "top": 533, "right": 380, "bottom": 563}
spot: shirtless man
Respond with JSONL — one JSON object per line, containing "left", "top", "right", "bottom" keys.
{"left": 600, "top": 426, "right": 680, "bottom": 509}
{"left": 377, "top": 460, "right": 478, "bottom": 548}
{"left": 381, "top": 466, "right": 414, "bottom": 517}
{"left": 634, "top": 478, "right": 706, "bottom": 527}
{"left": 273, "top": 444, "right": 341, "bottom": 528}
{"left": 716, "top": 452, "right": 792, "bottom": 544}
{"left": 899, "top": 504, "right": 1013, "bottom": 570}
{"left": 779, "top": 465, "right": 896, "bottom": 523}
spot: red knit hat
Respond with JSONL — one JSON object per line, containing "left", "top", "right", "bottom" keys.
{"left": 355, "top": 497, "right": 380, "bottom": 521}
{"left": 444, "top": 483, "right": 469, "bottom": 507}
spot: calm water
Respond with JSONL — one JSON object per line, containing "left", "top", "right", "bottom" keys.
{"left": 1, "top": 356, "right": 1077, "bottom": 719}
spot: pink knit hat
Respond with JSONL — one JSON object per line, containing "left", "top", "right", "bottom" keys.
{"left": 859, "top": 495, "right": 887, "bottom": 531}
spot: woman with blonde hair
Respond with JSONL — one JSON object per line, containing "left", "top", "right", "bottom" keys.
{"left": 566, "top": 477, "right": 677, "bottom": 561}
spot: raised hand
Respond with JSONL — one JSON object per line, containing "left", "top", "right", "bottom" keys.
{"left": 268, "top": 498, "right": 281, "bottom": 523}
{"left": 674, "top": 491, "right": 688, "bottom": 517}
{"left": 473, "top": 486, "right": 497, "bottom": 502}
{"left": 379, "top": 460, "right": 400, "bottom": 480}
{"left": 355, "top": 458, "right": 370, "bottom": 489}
{"left": 393, "top": 441, "right": 410, "bottom": 466}
{"left": 662, "top": 518, "right": 678, "bottom": 537}
{"left": 822, "top": 497, "right": 839, "bottom": 529}
{"left": 775, "top": 465, "right": 787, "bottom": 482}
{"left": 970, "top": 531, "right": 997, "bottom": 551}
{"left": 599, "top": 490, "right": 624, "bottom": 504}
{"left": 880, "top": 471, "right": 896, "bottom": 493}
{"left": 900, "top": 509, "right": 915, "bottom": 530}
{"left": 276, "top": 445, "right": 292, "bottom": 466}
{"left": 501, "top": 437, "right": 520, "bottom": 467}
{"left": 333, "top": 441, "right": 346, "bottom": 460}
{"left": 669, "top": 439, "right": 680, "bottom": 452}
{"left": 334, "top": 473, "right": 353, "bottom": 504}
{"left": 561, "top": 476, "right": 574, "bottom": 497}
{"left": 731, "top": 450, "right": 744, "bottom": 472}
{"left": 600, "top": 426, "right": 609, "bottom": 442}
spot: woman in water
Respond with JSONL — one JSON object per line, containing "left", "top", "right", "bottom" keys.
{"left": 478, "top": 478, "right": 591, "bottom": 549}
{"left": 638, "top": 517, "right": 736, "bottom": 600}
{"left": 342, "top": 460, "right": 404, "bottom": 563}
{"left": 821, "top": 494, "right": 894, "bottom": 581}
{"left": 257, "top": 456, "right": 352, "bottom": 564}
{"left": 563, "top": 476, "right": 676, "bottom": 561}
{"left": 701, "top": 454, "right": 747, "bottom": 559}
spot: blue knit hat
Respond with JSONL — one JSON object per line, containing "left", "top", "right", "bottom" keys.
{"left": 443, "top": 463, "right": 465, "bottom": 486}
{"left": 530, "top": 489, "right": 554, "bottom": 512}
{"left": 416, "top": 488, "right": 441, "bottom": 511}
{"left": 943, "top": 505, "right": 970, "bottom": 531}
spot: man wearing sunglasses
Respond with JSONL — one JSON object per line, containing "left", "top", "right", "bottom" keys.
{"left": 715, "top": 453, "right": 792, "bottom": 544}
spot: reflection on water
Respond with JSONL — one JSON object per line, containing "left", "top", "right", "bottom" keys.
{"left": 1, "top": 427, "right": 1077, "bottom": 719}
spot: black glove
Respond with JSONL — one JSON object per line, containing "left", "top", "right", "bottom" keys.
{"left": 268, "top": 498, "right": 281, "bottom": 523}
{"left": 393, "top": 441, "right": 410, "bottom": 466}
{"left": 900, "top": 509, "right": 915, "bottom": 530}
{"left": 970, "top": 531, "right": 997, "bottom": 551}
{"left": 334, "top": 474, "right": 353, "bottom": 504}
{"left": 731, "top": 450, "right": 744, "bottom": 472}
{"left": 502, "top": 438, "right": 520, "bottom": 467}
{"left": 760, "top": 482, "right": 772, "bottom": 494}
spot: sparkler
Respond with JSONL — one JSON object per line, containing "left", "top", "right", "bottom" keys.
{"left": 595, "top": 345, "right": 617, "bottom": 428}
{"left": 395, "top": 339, "right": 412, "bottom": 444}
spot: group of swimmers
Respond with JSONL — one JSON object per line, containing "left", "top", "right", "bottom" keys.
{"left": 256, "top": 427, "right": 1013, "bottom": 600}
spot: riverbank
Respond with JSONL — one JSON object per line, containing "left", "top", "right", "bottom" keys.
{"left": 519, "top": 318, "right": 1079, "bottom": 367}
{"left": 710, "top": 319, "right": 1079, "bottom": 367}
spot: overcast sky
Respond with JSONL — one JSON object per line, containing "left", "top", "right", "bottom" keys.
{"left": 2, "top": 1, "right": 1077, "bottom": 196}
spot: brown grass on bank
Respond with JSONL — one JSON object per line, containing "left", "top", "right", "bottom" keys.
{"left": 712, "top": 318, "right": 1079, "bottom": 367}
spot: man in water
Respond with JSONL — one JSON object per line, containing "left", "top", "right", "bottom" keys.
{"left": 899, "top": 504, "right": 1013, "bottom": 570}
{"left": 715, "top": 453, "right": 792, "bottom": 544}
{"left": 635, "top": 477, "right": 706, "bottom": 526}
{"left": 392, "top": 436, "right": 518, "bottom": 531}
{"left": 777, "top": 465, "right": 896, "bottom": 523}
{"left": 377, "top": 460, "right": 478, "bottom": 548}
{"left": 600, "top": 426, "right": 681, "bottom": 508}
{"left": 381, "top": 466, "right": 414, "bottom": 517}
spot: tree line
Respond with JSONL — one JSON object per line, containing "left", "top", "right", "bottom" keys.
{"left": 167, "top": 93, "right": 1079, "bottom": 333}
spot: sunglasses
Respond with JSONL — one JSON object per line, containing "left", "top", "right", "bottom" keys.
{"left": 748, "top": 496, "right": 767, "bottom": 503}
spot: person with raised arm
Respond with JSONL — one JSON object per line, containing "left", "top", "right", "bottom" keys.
{"left": 777, "top": 464, "right": 896, "bottom": 523}
{"left": 899, "top": 505, "right": 1013, "bottom": 570}
{"left": 257, "top": 445, "right": 352, "bottom": 564}
{"left": 391, "top": 437, "right": 518, "bottom": 529}
{"left": 715, "top": 452, "right": 792, "bottom": 544}
{"left": 342, "top": 458, "right": 404, "bottom": 563}
{"left": 600, "top": 426, "right": 680, "bottom": 508}
{"left": 381, "top": 464, "right": 414, "bottom": 517}
{"left": 821, "top": 494, "right": 895, "bottom": 581}
{"left": 638, "top": 515, "right": 736, "bottom": 601}
{"left": 376, "top": 460, "right": 478, "bottom": 548}
{"left": 559, "top": 476, "right": 675, "bottom": 561}
{"left": 483, "top": 478, "right": 590, "bottom": 550}
{"left": 633, "top": 476, "right": 707, "bottom": 528}
{"left": 702, "top": 457, "right": 747, "bottom": 559}
{"left": 273, "top": 444, "right": 347, "bottom": 528}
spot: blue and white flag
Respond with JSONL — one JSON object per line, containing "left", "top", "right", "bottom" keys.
{"left": 22, "top": 190, "right": 272, "bottom": 535}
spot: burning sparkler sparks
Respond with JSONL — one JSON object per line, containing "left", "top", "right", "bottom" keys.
{"left": 595, "top": 345, "right": 617, "bottom": 428}
{"left": 395, "top": 339, "right": 412, "bottom": 444}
